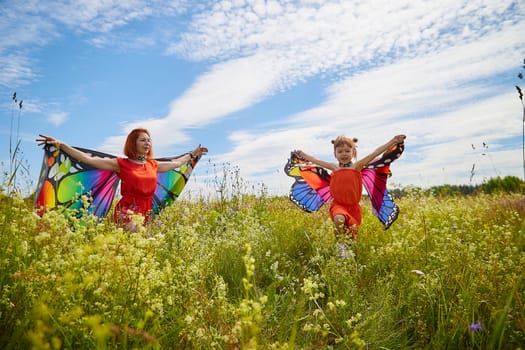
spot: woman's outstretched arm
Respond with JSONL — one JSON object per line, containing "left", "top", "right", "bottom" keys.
{"left": 36, "top": 134, "right": 119, "bottom": 172}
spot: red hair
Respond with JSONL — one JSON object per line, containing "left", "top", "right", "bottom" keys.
{"left": 123, "top": 128, "right": 153, "bottom": 159}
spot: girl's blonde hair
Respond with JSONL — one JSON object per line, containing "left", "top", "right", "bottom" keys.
{"left": 331, "top": 136, "right": 358, "bottom": 149}
{"left": 332, "top": 136, "right": 358, "bottom": 160}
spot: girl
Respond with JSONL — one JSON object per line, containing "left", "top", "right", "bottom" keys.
{"left": 295, "top": 134, "right": 405, "bottom": 239}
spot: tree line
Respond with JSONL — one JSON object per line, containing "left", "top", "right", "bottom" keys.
{"left": 390, "top": 175, "right": 525, "bottom": 197}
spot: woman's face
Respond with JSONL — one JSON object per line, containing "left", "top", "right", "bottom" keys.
{"left": 135, "top": 132, "right": 152, "bottom": 156}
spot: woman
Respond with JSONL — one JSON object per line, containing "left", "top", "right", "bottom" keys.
{"left": 37, "top": 128, "right": 208, "bottom": 230}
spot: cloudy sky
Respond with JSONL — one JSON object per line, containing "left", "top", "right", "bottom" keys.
{"left": 1, "top": 0, "right": 524, "bottom": 198}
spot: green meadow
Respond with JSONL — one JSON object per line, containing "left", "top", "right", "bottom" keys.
{"left": 1, "top": 185, "right": 524, "bottom": 349}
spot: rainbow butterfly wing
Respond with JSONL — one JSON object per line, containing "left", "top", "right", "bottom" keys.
{"left": 35, "top": 146, "right": 201, "bottom": 219}
{"left": 284, "top": 152, "right": 332, "bottom": 212}
{"left": 362, "top": 142, "right": 405, "bottom": 229}
{"left": 152, "top": 154, "right": 200, "bottom": 215}
{"left": 35, "top": 145, "right": 119, "bottom": 218}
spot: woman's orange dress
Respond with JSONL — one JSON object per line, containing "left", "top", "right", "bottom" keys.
{"left": 113, "top": 158, "right": 158, "bottom": 225}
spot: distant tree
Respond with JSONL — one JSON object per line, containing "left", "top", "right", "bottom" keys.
{"left": 480, "top": 176, "right": 525, "bottom": 194}
{"left": 430, "top": 184, "right": 478, "bottom": 196}
{"left": 392, "top": 177, "right": 524, "bottom": 198}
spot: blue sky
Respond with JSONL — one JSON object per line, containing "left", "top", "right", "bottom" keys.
{"left": 1, "top": 0, "right": 524, "bottom": 198}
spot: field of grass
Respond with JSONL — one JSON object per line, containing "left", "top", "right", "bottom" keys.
{"left": 1, "top": 190, "right": 524, "bottom": 349}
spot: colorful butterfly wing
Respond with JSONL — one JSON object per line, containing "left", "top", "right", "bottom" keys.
{"left": 152, "top": 154, "right": 200, "bottom": 214}
{"left": 361, "top": 167, "right": 399, "bottom": 229}
{"left": 285, "top": 151, "right": 332, "bottom": 212}
{"left": 361, "top": 142, "right": 405, "bottom": 229}
{"left": 34, "top": 145, "right": 119, "bottom": 218}
{"left": 365, "top": 142, "right": 405, "bottom": 169}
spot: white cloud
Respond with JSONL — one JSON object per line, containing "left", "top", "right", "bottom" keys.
{"left": 165, "top": 55, "right": 281, "bottom": 127}
{"left": 0, "top": 54, "right": 38, "bottom": 87}
{"left": 153, "top": 0, "right": 524, "bottom": 162}
{"left": 48, "top": 111, "right": 68, "bottom": 126}
{"left": 174, "top": 0, "right": 521, "bottom": 66}
{"left": 207, "top": 23, "right": 524, "bottom": 194}
{"left": 97, "top": 52, "right": 291, "bottom": 154}
{"left": 44, "top": 0, "right": 189, "bottom": 33}
{"left": 0, "top": 0, "right": 192, "bottom": 87}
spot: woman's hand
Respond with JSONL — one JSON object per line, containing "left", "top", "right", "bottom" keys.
{"left": 36, "top": 134, "right": 61, "bottom": 147}
{"left": 190, "top": 144, "right": 208, "bottom": 158}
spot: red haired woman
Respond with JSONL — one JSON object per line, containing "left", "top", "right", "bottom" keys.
{"left": 37, "top": 128, "right": 207, "bottom": 230}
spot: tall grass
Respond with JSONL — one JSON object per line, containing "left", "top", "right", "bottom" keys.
{"left": 1, "top": 186, "right": 524, "bottom": 349}
{"left": 2, "top": 92, "right": 32, "bottom": 197}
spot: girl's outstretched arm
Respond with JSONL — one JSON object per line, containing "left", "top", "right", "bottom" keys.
{"left": 353, "top": 135, "right": 406, "bottom": 171}
{"left": 295, "top": 150, "right": 338, "bottom": 171}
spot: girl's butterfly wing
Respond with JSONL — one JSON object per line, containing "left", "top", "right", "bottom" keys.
{"left": 361, "top": 167, "right": 399, "bottom": 229}
{"left": 361, "top": 142, "right": 405, "bottom": 229}
{"left": 34, "top": 144, "right": 119, "bottom": 218}
{"left": 285, "top": 151, "right": 332, "bottom": 212}
{"left": 290, "top": 182, "right": 331, "bottom": 213}
{"left": 365, "top": 142, "right": 405, "bottom": 169}
{"left": 151, "top": 154, "right": 200, "bottom": 215}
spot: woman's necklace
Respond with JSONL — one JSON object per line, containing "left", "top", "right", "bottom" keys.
{"left": 136, "top": 155, "right": 146, "bottom": 162}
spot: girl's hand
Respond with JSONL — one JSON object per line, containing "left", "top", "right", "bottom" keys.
{"left": 294, "top": 150, "right": 310, "bottom": 162}
{"left": 393, "top": 135, "right": 406, "bottom": 144}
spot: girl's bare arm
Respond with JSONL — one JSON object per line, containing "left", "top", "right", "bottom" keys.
{"left": 295, "top": 150, "right": 338, "bottom": 171}
{"left": 353, "top": 135, "right": 406, "bottom": 171}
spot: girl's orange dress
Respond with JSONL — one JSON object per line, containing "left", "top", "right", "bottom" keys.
{"left": 329, "top": 168, "right": 363, "bottom": 227}
{"left": 113, "top": 158, "right": 158, "bottom": 225}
